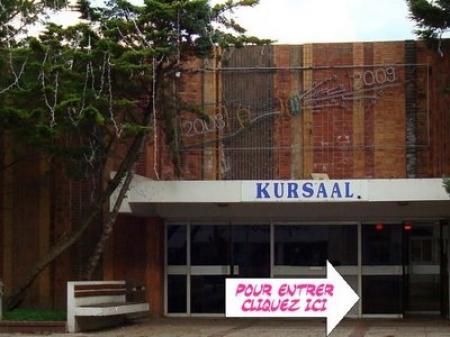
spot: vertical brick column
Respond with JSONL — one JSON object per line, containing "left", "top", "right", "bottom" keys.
{"left": 373, "top": 42, "right": 406, "bottom": 178}
{"left": 273, "top": 45, "right": 292, "bottom": 179}
{"left": 2, "top": 135, "right": 13, "bottom": 299}
{"left": 0, "top": 135, "right": 4, "bottom": 285}
{"left": 202, "top": 55, "right": 219, "bottom": 180}
{"left": 13, "top": 151, "right": 40, "bottom": 306}
{"left": 405, "top": 40, "right": 417, "bottom": 178}
{"left": 363, "top": 43, "right": 375, "bottom": 177}
{"left": 414, "top": 42, "right": 432, "bottom": 177}
{"left": 177, "top": 58, "right": 204, "bottom": 179}
{"left": 447, "top": 221, "right": 450, "bottom": 318}
{"left": 352, "top": 43, "right": 366, "bottom": 178}
{"left": 38, "top": 158, "right": 51, "bottom": 307}
{"left": 302, "top": 44, "right": 314, "bottom": 178}
{"left": 145, "top": 218, "right": 164, "bottom": 317}
{"left": 52, "top": 167, "right": 74, "bottom": 309}
{"left": 311, "top": 43, "right": 354, "bottom": 179}
{"left": 290, "top": 45, "right": 304, "bottom": 179}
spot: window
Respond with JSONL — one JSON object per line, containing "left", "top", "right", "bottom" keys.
{"left": 362, "top": 224, "right": 402, "bottom": 265}
{"left": 167, "top": 225, "right": 187, "bottom": 265}
{"left": 274, "top": 225, "right": 357, "bottom": 266}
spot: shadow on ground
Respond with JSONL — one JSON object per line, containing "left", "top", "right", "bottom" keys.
{"left": 3, "top": 317, "right": 450, "bottom": 337}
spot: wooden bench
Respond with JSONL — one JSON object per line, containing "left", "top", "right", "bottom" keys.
{"left": 67, "top": 281, "right": 149, "bottom": 333}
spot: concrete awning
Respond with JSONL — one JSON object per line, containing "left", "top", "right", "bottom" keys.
{"left": 115, "top": 175, "right": 450, "bottom": 221}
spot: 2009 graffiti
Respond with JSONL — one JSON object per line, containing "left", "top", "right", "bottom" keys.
{"left": 287, "top": 66, "right": 399, "bottom": 115}
{"left": 353, "top": 66, "right": 396, "bottom": 88}
{"left": 180, "top": 66, "right": 400, "bottom": 147}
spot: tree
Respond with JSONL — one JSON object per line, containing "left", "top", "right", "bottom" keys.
{"left": 0, "top": 0, "right": 68, "bottom": 46}
{"left": 0, "top": 0, "right": 268, "bottom": 309}
{"left": 407, "top": 0, "right": 450, "bottom": 193}
{"left": 407, "top": 0, "right": 450, "bottom": 55}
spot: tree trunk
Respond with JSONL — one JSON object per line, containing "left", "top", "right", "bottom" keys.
{"left": 4, "top": 165, "right": 136, "bottom": 310}
{"left": 83, "top": 170, "right": 134, "bottom": 280}
{"left": 4, "top": 104, "right": 154, "bottom": 310}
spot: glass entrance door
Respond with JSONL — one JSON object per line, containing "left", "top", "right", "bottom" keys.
{"left": 361, "top": 224, "right": 403, "bottom": 315}
{"left": 404, "top": 223, "right": 441, "bottom": 314}
{"left": 190, "top": 224, "right": 230, "bottom": 314}
{"left": 232, "top": 226, "right": 271, "bottom": 277}
{"left": 272, "top": 224, "right": 359, "bottom": 317}
{"left": 190, "top": 224, "right": 271, "bottom": 314}
{"left": 166, "top": 223, "right": 270, "bottom": 316}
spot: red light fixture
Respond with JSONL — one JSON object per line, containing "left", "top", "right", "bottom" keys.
{"left": 404, "top": 223, "right": 413, "bottom": 231}
{"left": 375, "top": 223, "right": 384, "bottom": 231}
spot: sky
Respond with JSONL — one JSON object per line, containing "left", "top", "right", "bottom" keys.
{"left": 35, "top": 0, "right": 419, "bottom": 44}
{"left": 226, "top": 0, "right": 417, "bottom": 44}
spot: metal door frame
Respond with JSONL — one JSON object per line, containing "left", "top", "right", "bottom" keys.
{"left": 403, "top": 222, "right": 443, "bottom": 316}
{"left": 164, "top": 219, "right": 448, "bottom": 318}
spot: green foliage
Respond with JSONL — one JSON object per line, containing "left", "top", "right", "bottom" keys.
{"left": 0, "top": 0, "right": 67, "bottom": 46}
{"left": 3, "top": 308, "right": 67, "bottom": 321}
{"left": 407, "top": 0, "right": 450, "bottom": 51}
{"left": 443, "top": 177, "right": 450, "bottom": 194}
{"left": 0, "top": 0, "right": 267, "bottom": 180}
{"left": 0, "top": 0, "right": 269, "bottom": 307}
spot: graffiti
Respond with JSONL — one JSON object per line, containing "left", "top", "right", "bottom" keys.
{"left": 182, "top": 112, "right": 226, "bottom": 138}
{"left": 180, "top": 66, "right": 407, "bottom": 149}
{"left": 180, "top": 99, "right": 280, "bottom": 148}
{"left": 352, "top": 67, "right": 396, "bottom": 88}
{"left": 181, "top": 107, "right": 280, "bottom": 149}
{"left": 220, "top": 152, "right": 231, "bottom": 175}
{"left": 181, "top": 102, "right": 270, "bottom": 139}
{"left": 288, "top": 67, "right": 399, "bottom": 115}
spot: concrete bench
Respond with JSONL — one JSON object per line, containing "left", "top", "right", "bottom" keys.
{"left": 67, "top": 281, "right": 149, "bottom": 332}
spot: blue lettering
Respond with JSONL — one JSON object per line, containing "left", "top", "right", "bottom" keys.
{"left": 344, "top": 182, "right": 354, "bottom": 198}
{"left": 302, "top": 182, "right": 314, "bottom": 198}
{"left": 287, "top": 183, "right": 299, "bottom": 199}
{"left": 256, "top": 183, "right": 270, "bottom": 199}
{"left": 317, "top": 183, "right": 328, "bottom": 198}
{"left": 331, "top": 183, "right": 342, "bottom": 198}
{"left": 274, "top": 183, "right": 284, "bottom": 198}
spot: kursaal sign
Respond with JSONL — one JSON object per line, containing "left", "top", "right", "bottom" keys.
{"left": 225, "top": 262, "right": 360, "bottom": 336}
{"left": 242, "top": 180, "right": 368, "bottom": 202}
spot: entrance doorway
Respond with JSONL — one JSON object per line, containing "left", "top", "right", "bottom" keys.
{"left": 165, "top": 223, "right": 270, "bottom": 315}
{"left": 165, "top": 221, "right": 449, "bottom": 317}
{"left": 404, "top": 223, "right": 442, "bottom": 315}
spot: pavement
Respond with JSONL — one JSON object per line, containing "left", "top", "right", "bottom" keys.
{"left": 1, "top": 318, "right": 450, "bottom": 337}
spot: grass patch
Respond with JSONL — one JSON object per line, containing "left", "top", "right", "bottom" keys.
{"left": 3, "top": 308, "right": 66, "bottom": 321}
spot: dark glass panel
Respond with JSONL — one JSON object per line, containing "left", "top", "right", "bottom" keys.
{"left": 407, "top": 274, "right": 441, "bottom": 311}
{"left": 362, "top": 224, "right": 402, "bottom": 265}
{"left": 406, "top": 224, "right": 441, "bottom": 312}
{"left": 232, "top": 226, "right": 270, "bottom": 277}
{"left": 362, "top": 276, "right": 402, "bottom": 314}
{"left": 167, "top": 275, "right": 187, "bottom": 313}
{"left": 274, "top": 225, "right": 357, "bottom": 266}
{"left": 191, "top": 225, "right": 230, "bottom": 265}
{"left": 167, "top": 225, "right": 187, "bottom": 265}
{"left": 190, "top": 276, "right": 225, "bottom": 313}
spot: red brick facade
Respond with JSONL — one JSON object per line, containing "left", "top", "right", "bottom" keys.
{"left": 147, "top": 41, "right": 450, "bottom": 180}
{"left": 2, "top": 40, "right": 450, "bottom": 312}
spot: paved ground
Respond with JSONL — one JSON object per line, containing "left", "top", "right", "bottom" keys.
{"left": 1, "top": 318, "right": 450, "bottom": 337}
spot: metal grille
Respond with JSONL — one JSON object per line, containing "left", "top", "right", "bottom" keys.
{"left": 177, "top": 46, "right": 431, "bottom": 180}
{"left": 221, "top": 46, "right": 275, "bottom": 179}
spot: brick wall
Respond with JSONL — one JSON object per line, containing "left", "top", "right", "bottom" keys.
{"left": 162, "top": 41, "right": 450, "bottom": 180}
{"left": 2, "top": 40, "right": 450, "bottom": 312}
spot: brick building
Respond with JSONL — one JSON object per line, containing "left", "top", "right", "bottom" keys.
{"left": 1, "top": 41, "right": 450, "bottom": 318}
